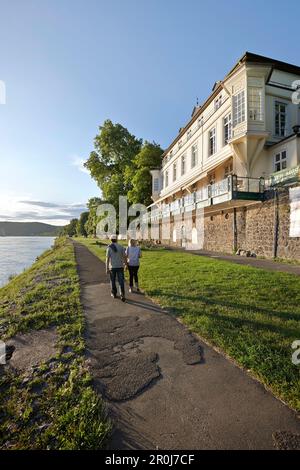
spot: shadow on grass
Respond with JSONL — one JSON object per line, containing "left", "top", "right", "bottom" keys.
{"left": 146, "top": 289, "right": 300, "bottom": 339}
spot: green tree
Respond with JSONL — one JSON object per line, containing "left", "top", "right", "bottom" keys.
{"left": 126, "top": 142, "right": 163, "bottom": 206}
{"left": 85, "top": 197, "right": 103, "bottom": 237}
{"left": 76, "top": 211, "right": 89, "bottom": 237}
{"left": 84, "top": 120, "right": 142, "bottom": 210}
{"left": 62, "top": 218, "right": 78, "bottom": 237}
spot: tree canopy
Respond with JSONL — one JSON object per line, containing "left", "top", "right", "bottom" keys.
{"left": 84, "top": 120, "right": 163, "bottom": 210}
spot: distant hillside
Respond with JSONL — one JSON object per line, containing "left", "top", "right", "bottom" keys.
{"left": 0, "top": 221, "right": 63, "bottom": 237}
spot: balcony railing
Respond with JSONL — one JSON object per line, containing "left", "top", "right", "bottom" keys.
{"left": 232, "top": 175, "right": 265, "bottom": 194}
{"left": 149, "top": 175, "right": 265, "bottom": 221}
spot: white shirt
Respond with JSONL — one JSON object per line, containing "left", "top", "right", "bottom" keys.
{"left": 126, "top": 246, "right": 141, "bottom": 266}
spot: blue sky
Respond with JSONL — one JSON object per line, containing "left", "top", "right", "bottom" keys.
{"left": 0, "top": 0, "right": 299, "bottom": 224}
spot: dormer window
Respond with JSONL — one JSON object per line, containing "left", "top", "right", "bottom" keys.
{"left": 215, "top": 94, "right": 222, "bottom": 110}
{"left": 198, "top": 117, "right": 204, "bottom": 129}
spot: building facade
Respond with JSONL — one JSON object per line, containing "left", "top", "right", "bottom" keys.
{"left": 149, "top": 52, "right": 300, "bottom": 259}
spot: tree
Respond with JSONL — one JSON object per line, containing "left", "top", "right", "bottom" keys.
{"left": 85, "top": 197, "right": 103, "bottom": 237}
{"left": 125, "top": 142, "right": 163, "bottom": 206}
{"left": 76, "top": 211, "right": 89, "bottom": 237}
{"left": 84, "top": 120, "right": 142, "bottom": 211}
{"left": 62, "top": 218, "right": 78, "bottom": 237}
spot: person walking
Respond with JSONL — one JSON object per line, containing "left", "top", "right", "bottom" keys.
{"left": 106, "top": 235, "right": 127, "bottom": 302}
{"left": 126, "top": 239, "right": 142, "bottom": 293}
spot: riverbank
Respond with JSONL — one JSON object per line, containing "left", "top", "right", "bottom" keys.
{"left": 0, "top": 237, "right": 111, "bottom": 449}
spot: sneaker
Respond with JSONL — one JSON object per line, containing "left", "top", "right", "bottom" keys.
{"left": 121, "top": 296, "right": 126, "bottom": 302}
{"left": 129, "top": 287, "right": 132, "bottom": 293}
{"left": 111, "top": 293, "right": 117, "bottom": 299}
{"left": 136, "top": 286, "right": 140, "bottom": 292}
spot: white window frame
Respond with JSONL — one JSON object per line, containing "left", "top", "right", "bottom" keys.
{"left": 275, "top": 101, "right": 288, "bottom": 137}
{"left": 187, "top": 129, "right": 192, "bottom": 141}
{"left": 191, "top": 144, "right": 198, "bottom": 168}
{"left": 153, "top": 177, "right": 159, "bottom": 192}
{"left": 223, "top": 113, "right": 232, "bottom": 145}
{"left": 198, "top": 117, "right": 203, "bottom": 129}
{"left": 215, "top": 94, "right": 222, "bottom": 111}
{"left": 181, "top": 154, "right": 186, "bottom": 175}
{"left": 173, "top": 162, "right": 177, "bottom": 181}
{"left": 233, "top": 90, "right": 245, "bottom": 127}
{"left": 165, "top": 170, "right": 169, "bottom": 187}
{"left": 274, "top": 150, "right": 287, "bottom": 172}
{"left": 248, "top": 87, "right": 263, "bottom": 121}
{"left": 208, "top": 127, "right": 216, "bottom": 156}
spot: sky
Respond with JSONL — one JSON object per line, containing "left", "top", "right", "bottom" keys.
{"left": 0, "top": 0, "right": 299, "bottom": 225}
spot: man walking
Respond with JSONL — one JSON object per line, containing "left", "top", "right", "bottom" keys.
{"left": 106, "top": 235, "right": 127, "bottom": 302}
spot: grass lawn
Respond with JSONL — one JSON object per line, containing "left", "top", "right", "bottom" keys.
{"left": 0, "top": 237, "right": 111, "bottom": 449}
{"left": 76, "top": 237, "right": 300, "bottom": 412}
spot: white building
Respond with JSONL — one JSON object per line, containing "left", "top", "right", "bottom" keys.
{"left": 150, "top": 52, "right": 300, "bottom": 229}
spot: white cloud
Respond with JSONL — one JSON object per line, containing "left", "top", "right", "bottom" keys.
{"left": 0, "top": 193, "right": 87, "bottom": 226}
{"left": 70, "top": 155, "right": 90, "bottom": 175}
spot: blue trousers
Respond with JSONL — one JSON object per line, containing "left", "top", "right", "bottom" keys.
{"left": 109, "top": 268, "right": 125, "bottom": 296}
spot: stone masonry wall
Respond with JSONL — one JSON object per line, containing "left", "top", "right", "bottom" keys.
{"left": 157, "top": 185, "right": 300, "bottom": 259}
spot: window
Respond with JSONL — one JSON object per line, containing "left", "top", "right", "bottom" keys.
{"left": 181, "top": 154, "right": 186, "bottom": 175}
{"left": 187, "top": 130, "right": 192, "bottom": 140}
{"left": 178, "top": 140, "right": 182, "bottom": 149}
{"left": 215, "top": 94, "right": 222, "bottom": 110}
{"left": 198, "top": 117, "right": 203, "bottom": 129}
{"left": 165, "top": 170, "right": 169, "bottom": 187}
{"left": 191, "top": 144, "right": 198, "bottom": 168}
{"left": 209, "top": 127, "right": 216, "bottom": 156}
{"left": 224, "top": 163, "right": 233, "bottom": 178}
{"left": 274, "top": 150, "right": 287, "bottom": 172}
{"left": 275, "top": 102, "right": 287, "bottom": 137}
{"left": 153, "top": 178, "right": 159, "bottom": 192}
{"left": 249, "top": 87, "right": 263, "bottom": 121}
{"left": 173, "top": 162, "right": 177, "bottom": 181}
{"left": 224, "top": 114, "right": 232, "bottom": 145}
{"left": 233, "top": 90, "right": 245, "bottom": 127}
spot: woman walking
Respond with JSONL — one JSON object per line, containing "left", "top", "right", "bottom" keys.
{"left": 126, "top": 239, "right": 142, "bottom": 293}
{"left": 106, "top": 235, "right": 127, "bottom": 302}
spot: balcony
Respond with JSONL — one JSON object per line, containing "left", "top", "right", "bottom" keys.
{"left": 148, "top": 175, "right": 265, "bottom": 221}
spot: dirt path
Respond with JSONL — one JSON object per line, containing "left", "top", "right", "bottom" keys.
{"left": 73, "top": 241, "right": 300, "bottom": 450}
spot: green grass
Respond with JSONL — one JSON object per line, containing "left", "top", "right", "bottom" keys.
{"left": 77, "top": 237, "right": 300, "bottom": 412}
{"left": 0, "top": 237, "right": 111, "bottom": 449}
